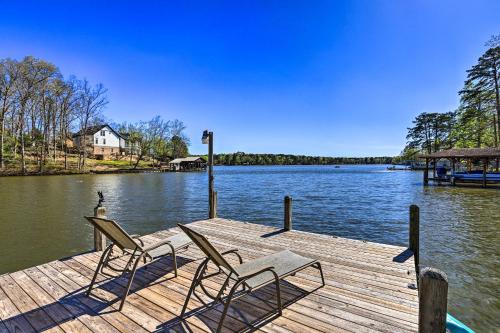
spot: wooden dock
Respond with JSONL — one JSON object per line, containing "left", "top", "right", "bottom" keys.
{"left": 0, "top": 218, "right": 421, "bottom": 333}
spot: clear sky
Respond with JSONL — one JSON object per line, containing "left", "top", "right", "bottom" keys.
{"left": 1, "top": 1, "right": 499, "bottom": 156}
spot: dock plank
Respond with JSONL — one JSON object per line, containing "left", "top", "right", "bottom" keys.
{"left": 0, "top": 218, "right": 418, "bottom": 332}
{"left": 0, "top": 286, "right": 36, "bottom": 333}
{"left": 0, "top": 275, "right": 64, "bottom": 333}
{"left": 9, "top": 270, "right": 93, "bottom": 333}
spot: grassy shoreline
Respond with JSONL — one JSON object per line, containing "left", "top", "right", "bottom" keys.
{"left": 0, "top": 155, "right": 159, "bottom": 177}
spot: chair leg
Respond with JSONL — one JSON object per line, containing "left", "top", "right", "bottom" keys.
{"left": 123, "top": 249, "right": 137, "bottom": 273}
{"left": 214, "top": 274, "right": 231, "bottom": 302}
{"left": 100, "top": 247, "right": 114, "bottom": 274}
{"left": 274, "top": 276, "right": 282, "bottom": 315}
{"left": 216, "top": 280, "right": 243, "bottom": 333}
{"left": 180, "top": 258, "right": 209, "bottom": 318}
{"left": 119, "top": 252, "right": 145, "bottom": 311}
{"left": 169, "top": 244, "right": 178, "bottom": 277}
{"left": 316, "top": 262, "right": 325, "bottom": 286}
{"left": 87, "top": 244, "right": 114, "bottom": 296}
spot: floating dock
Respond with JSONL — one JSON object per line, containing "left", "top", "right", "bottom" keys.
{"left": 0, "top": 218, "right": 422, "bottom": 333}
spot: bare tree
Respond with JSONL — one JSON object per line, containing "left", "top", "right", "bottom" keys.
{"left": 15, "top": 57, "right": 58, "bottom": 174}
{"left": 55, "top": 77, "right": 78, "bottom": 169}
{"left": 0, "top": 59, "right": 18, "bottom": 169}
{"left": 133, "top": 116, "right": 171, "bottom": 169}
{"left": 76, "top": 79, "right": 108, "bottom": 170}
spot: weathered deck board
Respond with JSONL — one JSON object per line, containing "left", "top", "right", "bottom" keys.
{"left": 0, "top": 218, "right": 418, "bottom": 332}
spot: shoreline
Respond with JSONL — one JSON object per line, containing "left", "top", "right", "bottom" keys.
{"left": 0, "top": 163, "right": 393, "bottom": 177}
{"left": 0, "top": 167, "right": 173, "bottom": 177}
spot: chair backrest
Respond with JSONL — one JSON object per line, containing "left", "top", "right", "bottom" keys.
{"left": 84, "top": 216, "right": 140, "bottom": 250}
{"left": 178, "top": 224, "right": 234, "bottom": 272}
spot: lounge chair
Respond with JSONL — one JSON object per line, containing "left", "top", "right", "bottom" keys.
{"left": 84, "top": 216, "right": 192, "bottom": 310}
{"left": 177, "top": 223, "right": 324, "bottom": 332}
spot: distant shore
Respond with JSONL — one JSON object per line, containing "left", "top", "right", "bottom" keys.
{"left": 213, "top": 152, "right": 394, "bottom": 166}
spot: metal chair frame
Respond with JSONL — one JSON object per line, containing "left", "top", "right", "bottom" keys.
{"left": 85, "top": 216, "right": 190, "bottom": 310}
{"left": 178, "top": 224, "right": 325, "bottom": 333}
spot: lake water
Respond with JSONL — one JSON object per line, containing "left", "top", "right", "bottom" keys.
{"left": 0, "top": 165, "right": 498, "bottom": 331}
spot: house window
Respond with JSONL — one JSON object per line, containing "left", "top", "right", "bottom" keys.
{"left": 95, "top": 138, "right": 98, "bottom": 144}
{"left": 101, "top": 148, "right": 104, "bottom": 152}
{"left": 100, "top": 130, "right": 105, "bottom": 136}
{"left": 103, "top": 139, "right": 106, "bottom": 145}
{"left": 111, "top": 148, "right": 114, "bottom": 153}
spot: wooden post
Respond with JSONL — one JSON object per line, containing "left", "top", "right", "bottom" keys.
{"left": 208, "top": 131, "right": 214, "bottom": 219}
{"left": 432, "top": 158, "right": 436, "bottom": 179}
{"left": 284, "top": 196, "right": 292, "bottom": 231}
{"left": 423, "top": 158, "right": 429, "bottom": 185}
{"left": 210, "top": 190, "right": 217, "bottom": 219}
{"left": 493, "top": 114, "right": 498, "bottom": 148}
{"left": 451, "top": 158, "right": 456, "bottom": 186}
{"left": 93, "top": 206, "right": 106, "bottom": 251}
{"left": 483, "top": 158, "right": 488, "bottom": 188}
{"left": 418, "top": 267, "right": 448, "bottom": 333}
{"left": 409, "top": 205, "right": 419, "bottom": 272}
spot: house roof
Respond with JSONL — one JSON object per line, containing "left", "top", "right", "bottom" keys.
{"left": 72, "top": 124, "right": 124, "bottom": 139}
{"left": 420, "top": 148, "right": 500, "bottom": 159}
{"left": 169, "top": 156, "right": 207, "bottom": 164}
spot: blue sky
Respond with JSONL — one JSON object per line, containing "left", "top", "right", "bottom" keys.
{"left": 1, "top": 1, "right": 499, "bottom": 156}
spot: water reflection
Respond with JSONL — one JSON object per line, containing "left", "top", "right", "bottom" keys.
{"left": 0, "top": 165, "right": 499, "bottom": 330}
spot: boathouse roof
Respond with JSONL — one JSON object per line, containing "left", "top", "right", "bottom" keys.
{"left": 169, "top": 156, "right": 206, "bottom": 164}
{"left": 420, "top": 147, "right": 500, "bottom": 159}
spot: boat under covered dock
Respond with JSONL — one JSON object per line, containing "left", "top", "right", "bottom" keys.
{"left": 420, "top": 148, "right": 500, "bottom": 188}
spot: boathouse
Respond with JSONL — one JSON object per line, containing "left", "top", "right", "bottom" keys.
{"left": 168, "top": 156, "right": 207, "bottom": 171}
{"left": 420, "top": 147, "right": 500, "bottom": 187}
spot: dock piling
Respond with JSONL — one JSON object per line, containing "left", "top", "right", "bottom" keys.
{"left": 483, "top": 158, "right": 488, "bottom": 188}
{"left": 93, "top": 206, "right": 106, "bottom": 251}
{"left": 424, "top": 158, "right": 429, "bottom": 185}
{"left": 284, "top": 196, "right": 292, "bottom": 231}
{"left": 409, "top": 204, "right": 420, "bottom": 272}
{"left": 210, "top": 190, "right": 218, "bottom": 219}
{"left": 418, "top": 267, "right": 448, "bottom": 333}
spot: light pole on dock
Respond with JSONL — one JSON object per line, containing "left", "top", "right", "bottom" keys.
{"left": 202, "top": 130, "right": 215, "bottom": 218}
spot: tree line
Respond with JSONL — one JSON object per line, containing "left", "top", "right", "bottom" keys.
{"left": 0, "top": 56, "right": 190, "bottom": 174}
{"left": 214, "top": 152, "right": 393, "bottom": 165}
{"left": 403, "top": 35, "right": 499, "bottom": 159}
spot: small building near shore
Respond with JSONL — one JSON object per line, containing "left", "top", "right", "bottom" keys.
{"left": 168, "top": 156, "right": 207, "bottom": 171}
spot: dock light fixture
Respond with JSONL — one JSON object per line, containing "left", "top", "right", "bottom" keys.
{"left": 202, "top": 130, "right": 215, "bottom": 218}
{"left": 202, "top": 130, "right": 210, "bottom": 144}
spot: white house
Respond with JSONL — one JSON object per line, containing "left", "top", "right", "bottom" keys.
{"left": 72, "top": 124, "right": 123, "bottom": 159}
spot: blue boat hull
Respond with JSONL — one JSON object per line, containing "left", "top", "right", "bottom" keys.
{"left": 447, "top": 313, "right": 474, "bottom": 333}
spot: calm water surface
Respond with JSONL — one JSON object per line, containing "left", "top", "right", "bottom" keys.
{"left": 0, "top": 165, "right": 498, "bottom": 331}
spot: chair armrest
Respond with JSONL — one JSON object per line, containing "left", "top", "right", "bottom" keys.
{"left": 221, "top": 249, "right": 243, "bottom": 264}
{"left": 238, "top": 265, "right": 276, "bottom": 280}
{"left": 143, "top": 239, "right": 172, "bottom": 252}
